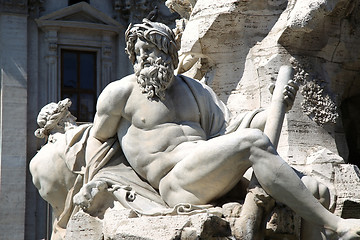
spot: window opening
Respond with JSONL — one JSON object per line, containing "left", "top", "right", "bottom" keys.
{"left": 61, "top": 50, "right": 97, "bottom": 122}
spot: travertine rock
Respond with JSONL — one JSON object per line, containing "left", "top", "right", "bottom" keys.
{"left": 67, "top": 203, "right": 234, "bottom": 240}
{"left": 334, "top": 164, "right": 360, "bottom": 217}
{"left": 65, "top": 211, "right": 103, "bottom": 240}
{"left": 178, "top": 0, "right": 360, "bottom": 166}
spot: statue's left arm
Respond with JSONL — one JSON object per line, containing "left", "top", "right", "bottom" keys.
{"left": 85, "top": 78, "right": 132, "bottom": 164}
{"left": 248, "top": 79, "right": 298, "bottom": 131}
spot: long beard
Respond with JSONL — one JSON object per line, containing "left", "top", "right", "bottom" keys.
{"left": 134, "top": 57, "right": 174, "bottom": 101}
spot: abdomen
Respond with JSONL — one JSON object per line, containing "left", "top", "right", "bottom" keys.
{"left": 118, "top": 122, "right": 206, "bottom": 187}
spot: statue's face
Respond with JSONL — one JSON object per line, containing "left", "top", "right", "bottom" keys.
{"left": 133, "top": 38, "right": 174, "bottom": 101}
{"left": 134, "top": 38, "right": 171, "bottom": 68}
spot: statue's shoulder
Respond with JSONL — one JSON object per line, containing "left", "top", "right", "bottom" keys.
{"left": 177, "top": 74, "right": 214, "bottom": 94}
{"left": 106, "top": 74, "right": 136, "bottom": 91}
{"left": 100, "top": 75, "right": 136, "bottom": 99}
{"left": 98, "top": 75, "right": 136, "bottom": 112}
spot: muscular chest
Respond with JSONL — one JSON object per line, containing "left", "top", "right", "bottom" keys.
{"left": 124, "top": 80, "right": 200, "bottom": 129}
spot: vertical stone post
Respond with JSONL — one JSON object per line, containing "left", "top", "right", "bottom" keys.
{"left": 101, "top": 33, "right": 114, "bottom": 91}
{"left": 45, "top": 28, "right": 59, "bottom": 102}
{"left": 0, "top": 3, "right": 28, "bottom": 240}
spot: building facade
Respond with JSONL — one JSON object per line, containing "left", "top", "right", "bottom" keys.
{"left": 0, "top": 1, "right": 178, "bottom": 239}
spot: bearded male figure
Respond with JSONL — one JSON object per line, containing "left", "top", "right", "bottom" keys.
{"left": 77, "top": 19, "right": 360, "bottom": 239}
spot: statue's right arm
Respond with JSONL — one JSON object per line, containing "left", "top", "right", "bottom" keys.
{"left": 91, "top": 78, "right": 132, "bottom": 143}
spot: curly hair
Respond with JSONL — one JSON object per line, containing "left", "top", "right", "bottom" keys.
{"left": 34, "top": 98, "right": 73, "bottom": 139}
{"left": 125, "top": 18, "right": 179, "bottom": 69}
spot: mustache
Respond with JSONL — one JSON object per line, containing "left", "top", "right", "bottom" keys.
{"left": 134, "top": 57, "right": 174, "bottom": 101}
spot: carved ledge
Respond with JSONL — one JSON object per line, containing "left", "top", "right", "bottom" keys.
{"left": 36, "top": 2, "right": 124, "bottom": 34}
{"left": 0, "top": 0, "right": 27, "bottom": 14}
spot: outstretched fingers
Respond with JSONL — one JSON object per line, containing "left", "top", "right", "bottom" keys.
{"left": 283, "top": 80, "right": 299, "bottom": 112}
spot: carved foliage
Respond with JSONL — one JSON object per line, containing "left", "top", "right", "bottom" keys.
{"left": 301, "top": 80, "right": 338, "bottom": 125}
{"left": 293, "top": 61, "right": 339, "bottom": 126}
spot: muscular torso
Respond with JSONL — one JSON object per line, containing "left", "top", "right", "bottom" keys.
{"left": 116, "top": 75, "right": 207, "bottom": 188}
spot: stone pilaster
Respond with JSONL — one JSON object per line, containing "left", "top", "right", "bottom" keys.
{"left": 0, "top": 10, "right": 28, "bottom": 240}
{"left": 44, "top": 28, "right": 59, "bottom": 102}
{"left": 101, "top": 33, "right": 114, "bottom": 90}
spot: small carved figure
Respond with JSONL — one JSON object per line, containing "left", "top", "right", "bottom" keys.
{"left": 77, "top": 19, "right": 360, "bottom": 239}
{"left": 30, "top": 99, "right": 83, "bottom": 239}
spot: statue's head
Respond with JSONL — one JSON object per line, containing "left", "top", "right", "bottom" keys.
{"left": 34, "top": 98, "right": 77, "bottom": 140}
{"left": 125, "top": 19, "right": 179, "bottom": 69}
{"left": 125, "top": 19, "right": 179, "bottom": 101}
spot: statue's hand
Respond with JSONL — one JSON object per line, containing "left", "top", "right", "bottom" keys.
{"left": 73, "top": 180, "right": 108, "bottom": 211}
{"left": 269, "top": 80, "right": 299, "bottom": 112}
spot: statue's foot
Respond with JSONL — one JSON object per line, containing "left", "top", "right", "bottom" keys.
{"left": 73, "top": 180, "right": 108, "bottom": 211}
{"left": 336, "top": 219, "right": 360, "bottom": 240}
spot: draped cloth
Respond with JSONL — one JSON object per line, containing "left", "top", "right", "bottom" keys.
{"left": 52, "top": 75, "right": 261, "bottom": 238}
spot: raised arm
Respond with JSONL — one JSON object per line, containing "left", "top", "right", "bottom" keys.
{"left": 249, "top": 78, "right": 298, "bottom": 131}
{"left": 91, "top": 78, "right": 132, "bottom": 142}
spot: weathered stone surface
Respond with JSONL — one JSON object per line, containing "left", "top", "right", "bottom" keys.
{"left": 178, "top": 0, "right": 360, "bottom": 167}
{"left": 266, "top": 204, "right": 301, "bottom": 240}
{"left": 334, "top": 164, "right": 360, "bottom": 217}
{"left": 68, "top": 203, "right": 234, "bottom": 240}
{"left": 65, "top": 211, "right": 104, "bottom": 240}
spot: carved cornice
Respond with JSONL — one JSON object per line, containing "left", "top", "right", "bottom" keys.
{"left": 36, "top": 2, "right": 124, "bottom": 34}
{"left": 0, "top": 0, "right": 27, "bottom": 14}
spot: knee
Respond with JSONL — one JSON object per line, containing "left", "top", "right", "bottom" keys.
{"left": 238, "top": 128, "right": 274, "bottom": 153}
{"left": 302, "top": 175, "right": 330, "bottom": 208}
{"left": 159, "top": 177, "right": 207, "bottom": 207}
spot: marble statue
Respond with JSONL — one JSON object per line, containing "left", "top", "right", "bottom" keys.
{"left": 30, "top": 19, "right": 360, "bottom": 239}
{"left": 79, "top": 19, "right": 360, "bottom": 238}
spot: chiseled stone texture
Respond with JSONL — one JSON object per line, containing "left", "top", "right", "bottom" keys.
{"left": 66, "top": 211, "right": 104, "bottom": 240}
{"left": 66, "top": 204, "right": 234, "bottom": 240}
{"left": 333, "top": 164, "right": 360, "bottom": 218}
{"left": 179, "top": 0, "right": 360, "bottom": 166}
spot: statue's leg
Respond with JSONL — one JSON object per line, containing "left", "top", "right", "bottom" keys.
{"left": 248, "top": 133, "right": 360, "bottom": 239}
{"left": 299, "top": 175, "right": 330, "bottom": 240}
{"left": 159, "top": 128, "right": 360, "bottom": 239}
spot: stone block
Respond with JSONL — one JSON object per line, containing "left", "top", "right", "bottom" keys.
{"left": 334, "top": 164, "right": 360, "bottom": 216}
{"left": 65, "top": 211, "right": 104, "bottom": 240}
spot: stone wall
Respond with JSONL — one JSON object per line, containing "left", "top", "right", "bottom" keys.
{"left": 0, "top": 9, "right": 28, "bottom": 240}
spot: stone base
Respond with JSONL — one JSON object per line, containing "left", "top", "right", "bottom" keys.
{"left": 65, "top": 162, "right": 360, "bottom": 240}
{"left": 65, "top": 202, "right": 300, "bottom": 240}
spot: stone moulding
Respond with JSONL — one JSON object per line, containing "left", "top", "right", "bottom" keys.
{"left": 35, "top": 2, "right": 124, "bottom": 33}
